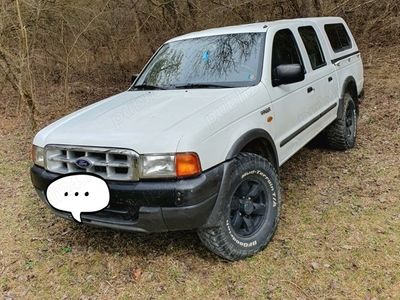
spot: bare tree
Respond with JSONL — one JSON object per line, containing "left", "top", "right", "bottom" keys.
{"left": 0, "top": 0, "right": 398, "bottom": 130}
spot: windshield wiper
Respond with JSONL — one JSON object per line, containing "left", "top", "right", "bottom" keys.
{"left": 174, "top": 83, "right": 233, "bottom": 89}
{"left": 131, "top": 84, "right": 166, "bottom": 90}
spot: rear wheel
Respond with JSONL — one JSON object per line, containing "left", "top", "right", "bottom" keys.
{"left": 325, "top": 93, "right": 357, "bottom": 150}
{"left": 197, "top": 153, "right": 281, "bottom": 261}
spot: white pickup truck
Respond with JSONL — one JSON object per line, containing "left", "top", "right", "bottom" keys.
{"left": 31, "top": 17, "right": 364, "bottom": 260}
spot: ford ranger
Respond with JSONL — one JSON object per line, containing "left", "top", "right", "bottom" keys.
{"left": 31, "top": 17, "right": 364, "bottom": 260}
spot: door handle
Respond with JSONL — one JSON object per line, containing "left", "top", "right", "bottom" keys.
{"left": 328, "top": 77, "right": 333, "bottom": 82}
{"left": 307, "top": 87, "right": 314, "bottom": 93}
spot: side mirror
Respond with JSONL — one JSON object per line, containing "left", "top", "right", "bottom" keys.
{"left": 272, "top": 64, "right": 304, "bottom": 87}
{"left": 131, "top": 74, "right": 139, "bottom": 84}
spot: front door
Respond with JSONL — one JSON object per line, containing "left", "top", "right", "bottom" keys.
{"left": 265, "top": 26, "right": 318, "bottom": 164}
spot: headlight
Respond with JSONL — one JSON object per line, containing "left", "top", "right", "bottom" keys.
{"left": 31, "top": 145, "right": 45, "bottom": 167}
{"left": 139, "top": 154, "right": 175, "bottom": 179}
{"left": 139, "top": 152, "right": 201, "bottom": 179}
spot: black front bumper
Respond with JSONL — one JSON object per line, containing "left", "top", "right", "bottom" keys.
{"left": 30, "top": 164, "right": 224, "bottom": 233}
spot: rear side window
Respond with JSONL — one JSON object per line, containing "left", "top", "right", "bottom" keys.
{"left": 324, "top": 23, "right": 352, "bottom": 52}
{"left": 298, "top": 26, "right": 326, "bottom": 70}
{"left": 271, "top": 29, "right": 304, "bottom": 82}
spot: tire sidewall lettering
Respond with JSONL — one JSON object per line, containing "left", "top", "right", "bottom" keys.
{"left": 241, "top": 169, "right": 277, "bottom": 208}
{"left": 226, "top": 219, "right": 258, "bottom": 248}
{"left": 224, "top": 167, "right": 278, "bottom": 249}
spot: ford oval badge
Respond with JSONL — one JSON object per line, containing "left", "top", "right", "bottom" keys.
{"left": 75, "top": 158, "right": 92, "bottom": 169}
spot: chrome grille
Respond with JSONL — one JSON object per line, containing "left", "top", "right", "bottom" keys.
{"left": 44, "top": 145, "right": 139, "bottom": 181}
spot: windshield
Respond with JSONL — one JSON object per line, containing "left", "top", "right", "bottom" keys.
{"left": 132, "top": 32, "right": 266, "bottom": 90}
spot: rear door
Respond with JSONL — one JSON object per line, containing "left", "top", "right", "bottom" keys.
{"left": 297, "top": 23, "right": 339, "bottom": 125}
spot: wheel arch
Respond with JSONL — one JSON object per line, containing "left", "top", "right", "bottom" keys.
{"left": 338, "top": 76, "right": 359, "bottom": 117}
{"left": 226, "top": 129, "right": 279, "bottom": 172}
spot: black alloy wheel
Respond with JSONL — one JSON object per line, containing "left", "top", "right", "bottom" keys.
{"left": 229, "top": 179, "right": 268, "bottom": 237}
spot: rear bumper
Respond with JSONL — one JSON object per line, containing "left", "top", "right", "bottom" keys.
{"left": 30, "top": 164, "right": 224, "bottom": 233}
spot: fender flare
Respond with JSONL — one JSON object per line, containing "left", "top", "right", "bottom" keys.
{"left": 203, "top": 129, "right": 278, "bottom": 228}
{"left": 338, "top": 76, "right": 358, "bottom": 118}
{"left": 225, "top": 128, "right": 279, "bottom": 171}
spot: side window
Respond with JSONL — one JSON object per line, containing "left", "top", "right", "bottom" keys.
{"left": 324, "top": 23, "right": 352, "bottom": 53}
{"left": 298, "top": 26, "right": 326, "bottom": 70}
{"left": 271, "top": 29, "right": 304, "bottom": 83}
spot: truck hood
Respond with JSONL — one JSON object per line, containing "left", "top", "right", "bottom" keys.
{"left": 34, "top": 88, "right": 249, "bottom": 153}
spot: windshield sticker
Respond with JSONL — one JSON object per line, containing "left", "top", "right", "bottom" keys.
{"left": 248, "top": 74, "right": 256, "bottom": 81}
{"left": 202, "top": 51, "right": 210, "bottom": 62}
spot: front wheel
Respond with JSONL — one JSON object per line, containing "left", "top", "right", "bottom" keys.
{"left": 198, "top": 153, "right": 281, "bottom": 261}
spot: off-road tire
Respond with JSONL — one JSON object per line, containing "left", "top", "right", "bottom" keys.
{"left": 197, "top": 153, "right": 281, "bottom": 261}
{"left": 325, "top": 93, "right": 357, "bottom": 150}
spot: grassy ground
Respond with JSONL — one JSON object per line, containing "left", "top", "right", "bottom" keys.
{"left": 0, "top": 46, "right": 399, "bottom": 299}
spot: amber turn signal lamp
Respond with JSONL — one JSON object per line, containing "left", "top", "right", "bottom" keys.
{"left": 176, "top": 152, "right": 202, "bottom": 178}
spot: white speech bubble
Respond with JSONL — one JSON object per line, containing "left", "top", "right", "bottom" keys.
{"left": 46, "top": 174, "right": 110, "bottom": 222}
